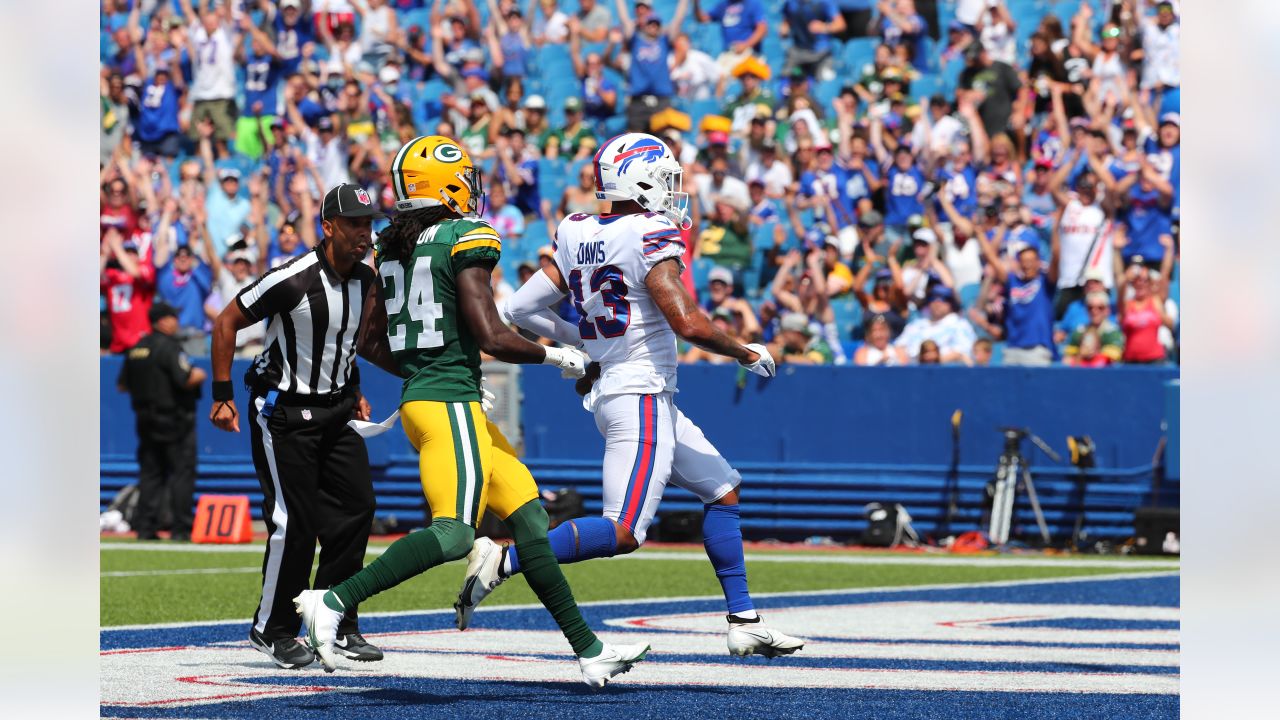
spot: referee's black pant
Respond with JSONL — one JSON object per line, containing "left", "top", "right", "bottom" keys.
{"left": 248, "top": 392, "right": 375, "bottom": 641}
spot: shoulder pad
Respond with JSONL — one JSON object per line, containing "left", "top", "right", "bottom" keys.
{"left": 450, "top": 218, "right": 501, "bottom": 245}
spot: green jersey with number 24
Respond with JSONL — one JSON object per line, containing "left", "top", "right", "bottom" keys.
{"left": 375, "top": 218, "right": 502, "bottom": 403}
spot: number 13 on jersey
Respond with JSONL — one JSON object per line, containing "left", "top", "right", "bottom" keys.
{"left": 567, "top": 265, "right": 630, "bottom": 340}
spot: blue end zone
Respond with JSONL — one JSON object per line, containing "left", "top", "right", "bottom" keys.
{"left": 101, "top": 574, "right": 1179, "bottom": 719}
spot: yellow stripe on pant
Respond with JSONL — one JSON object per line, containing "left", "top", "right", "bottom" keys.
{"left": 400, "top": 400, "right": 540, "bottom": 527}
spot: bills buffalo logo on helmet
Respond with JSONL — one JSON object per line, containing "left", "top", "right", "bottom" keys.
{"left": 613, "top": 139, "right": 666, "bottom": 174}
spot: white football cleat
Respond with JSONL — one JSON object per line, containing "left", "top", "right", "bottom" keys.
{"left": 726, "top": 614, "right": 805, "bottom": 658}
{"left": 455, "top": 536, "right": 508, "bottom": 630}
{"left": 578, "top": 642, "right": 650, "bottom": 688}
{"left": 293, "top": 590, "right": 344, "bottom": 672}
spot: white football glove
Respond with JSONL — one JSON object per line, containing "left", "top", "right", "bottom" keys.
{"left": 739, "top": 343, "right": 776, "bottom": 378}
{"left": 543, "top": 345, "right": 588, "bottom": 379}
{"left": 479, "top": 376, "right": 497, "bottom": 415}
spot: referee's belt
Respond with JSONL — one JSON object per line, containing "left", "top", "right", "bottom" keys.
{"left": 256, "top": 386, "right": 356, "bottom": 416}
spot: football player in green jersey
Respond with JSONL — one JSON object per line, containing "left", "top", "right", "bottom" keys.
{"left": 294, "top": 136, "right": 648, "bottom": 687}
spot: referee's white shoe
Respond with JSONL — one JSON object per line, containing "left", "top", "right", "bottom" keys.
{"left": 579, "top": 642, "right": 650, "bottom": 688}
{"left": 294, "top": 590, "right": 344, "bottom": 672}
{"left": 455, "top": 536, "right": 508, "bottom": 630}
{"left": 726, "top": 614, "right": 805, "bottom": 658}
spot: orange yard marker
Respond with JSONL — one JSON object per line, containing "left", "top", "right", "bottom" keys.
{"left": 191, "top": 495, "right": 253, "bottom": 544}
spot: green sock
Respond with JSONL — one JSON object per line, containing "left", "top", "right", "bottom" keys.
{"left": 329, "top": 518, "right": 474, "bottom": 609}
{"left": 505, "top": 500, "right": 603, "bottom": 658}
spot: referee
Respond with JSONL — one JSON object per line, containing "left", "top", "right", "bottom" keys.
{"left": 209, "top": 183, "right": 400, "bottom": 669}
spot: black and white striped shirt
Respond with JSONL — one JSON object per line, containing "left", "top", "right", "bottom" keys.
{"left": 235, "top": 244, "right": 374, "bottom": 396}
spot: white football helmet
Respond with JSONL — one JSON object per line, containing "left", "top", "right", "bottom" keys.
{"left": 592, "top": 133, "right": 690, "bottom": 228}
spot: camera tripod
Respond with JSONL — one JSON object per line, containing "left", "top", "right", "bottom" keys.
{"left": 989, "top": 427, "right": 1061, "bottom": 546}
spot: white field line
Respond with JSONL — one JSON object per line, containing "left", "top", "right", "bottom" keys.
{"left": 102, "top": 568, "right": 1178, "bottom": 631}
{"left": 101, "top": 542, "right": 1180, "bottom": 569}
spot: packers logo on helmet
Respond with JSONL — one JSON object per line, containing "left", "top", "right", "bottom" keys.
{"left": 390, "top": 136, "right": 485, "bottom": 215}
{"left": 432, "top": 143, "right": 464, "bottom": 163}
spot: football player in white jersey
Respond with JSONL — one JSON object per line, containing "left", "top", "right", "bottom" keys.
{"left": 454, "top": 133, "right": 804, "bottom": 658}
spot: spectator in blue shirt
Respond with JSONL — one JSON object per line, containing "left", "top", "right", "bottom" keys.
{"left": 1116, "top": 160, "right": 1174, "bottom": 267}
{"left": 975, "top": 220, "right": 1058, "bottom": 366}
{"left": 876, "top": 135, "right": 925, "bottom": 247}
{"left": 135, "top": 66, "right": 184, "bottom": 158}
{"left": 874, "top": 0, "right": 928, "bottom": 70}
{"left": 781, "top": 0, "right": 845, "bottom": 80}
{"left": 569, "top": 29, "right": 620, "bottom": 130}
{"left": 197, "top": 123, "right": 252, "bottom": 258}
{"left": 614, "top": 0, "right": 689, "bottom": 132}
{"left": 235, "top": 17, "right": 283, "bottom": 160}
{"left": 271, "top": 0, "right": 316, "bottom": 76}
{"left": 151, "top": 202, "right": 214, "bottom": 356}
{"left": 694, "top": 0, "right": 768, "bottom": 78}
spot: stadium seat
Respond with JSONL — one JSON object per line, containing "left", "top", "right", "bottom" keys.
{"left": 691, "top": 257, "right": 715, "bottom": 293}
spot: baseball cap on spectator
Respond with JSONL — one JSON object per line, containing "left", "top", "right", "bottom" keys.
{"left": 537, "top": 245, "right": 555, "bottom": 259}
{"left": 707, "top": 130, "right": 730, "bottom": 145}
{"left": 873, "top": 268, "right": 893, "bottom": 284}
{"left": 731, "top": 57, "right": 771, "bottom": 80}
{"left": 1068, "top": 117, "right": 1091, "bottom": 131}
{"left": 218, "top": 167, "right": 241, "bottom": 182}
{"left": 317, "top": 115, "right": 336, "bottom": 132}
{"left": 564, "top": 96, "right": 583, "bottom": 113}
{"left": 461, "top": 67, "right": 490, "bottom": 82}
{"left": 1034, "top": 155, "right": 1054, "bottom": 170}
{"left": 700, "top": 114, "right": 732, "bottom": 135}
{"left": 225, "top": 249, "right": 253, "bottom": 265}
{"left": 636, "top": 0, "right": 653, "bottom": 7}
{"left": 517, "top": 260, "right": 537, "bottom": 274}
{"left": 714, "top": 193, "right": 748, "bottom": 213}
{"left": 711, "top": 306, "right": 734, "bottom": 322}
{"left": 379, "top": 65, "right": 401, "bottom": 85}
{"left": 906, "top": 213, "right": 925, "bottom": 232}
{"left": 662, "top": 128, "right": 684, "bottom": 146}
{"left": 780, "top": 312, "right": 812, "bottom": 335}
{"left": 1159, "top": 112, "right": 1180, "bottom": 127}
{"left": 1082, "top": 266, "right": 1108, "bottom": 285}
{"left": 148, "top": 302, "right": 179, "bottom": 324}
{"left": 883, "top": 112, "right": 904, "bottom": 130}
{"left": 322, "top": 183, "right": 387, "bottom": 220}
{"left": 926, "top": 285, "right": 958, "bottom": 308}
{"left": 859, "top": 209, "right": 884, "bottom": 228}
{"left": 644, "top": 14, "right": 662, "bottom": 26}
{"left": 708, "top": 266, "right": 734, "bottom": 286}
{"left": 174, "top": 244, "right": 195, "bottom": 258}
{"left": 281, "top": 0, "right": 302, "bottom": 8}
{"left": 912, "top": 228, "right": 938, "bottom": 246}
{"left": 523, "top": 94, "right": 547, "bottom": 110}
{"left": 948, "top": 19, "right": 969, "bottom": 34}
{"left": 650, "top": 107, "right": 692, "bottom": 132}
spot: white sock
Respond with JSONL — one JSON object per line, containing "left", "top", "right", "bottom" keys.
{"left": 733, "top": 609, "right": 758, "bottom": 620}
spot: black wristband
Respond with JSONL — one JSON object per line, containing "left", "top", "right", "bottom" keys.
{"left": 212, "top": 380, "right": 234, "bottom": 402}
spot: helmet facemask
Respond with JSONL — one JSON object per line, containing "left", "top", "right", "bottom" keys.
{"left": 638, "top": 164, "right": 690, "bottom": 229}
{"left": 442, "top": 165, "right": 486, "bottom": 218}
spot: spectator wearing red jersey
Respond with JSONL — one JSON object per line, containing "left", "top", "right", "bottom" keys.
{"left": 101, "top": 228, "right": 157, "bottom": 353}
{"left": 101, "top": 175, "right": 139, "bottom": 240}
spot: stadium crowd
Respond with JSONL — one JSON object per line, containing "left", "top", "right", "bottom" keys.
{"left": 100, "top": 0, "right": 1180, "bottom": 367}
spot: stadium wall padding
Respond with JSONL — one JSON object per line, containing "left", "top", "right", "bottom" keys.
{"left": 101, "top": 358, "right": 1179, "bottom": 542}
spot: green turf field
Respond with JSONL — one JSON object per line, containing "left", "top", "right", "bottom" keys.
{"left": 100, "top": 538, "right": 1178, "bottom": 627}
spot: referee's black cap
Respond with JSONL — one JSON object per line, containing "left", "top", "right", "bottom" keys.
{"left": 149, "top": 302, "right": 179, "bottom": 324}
{"left": 322, "top": 183, "right": 387, "bottom": 221}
